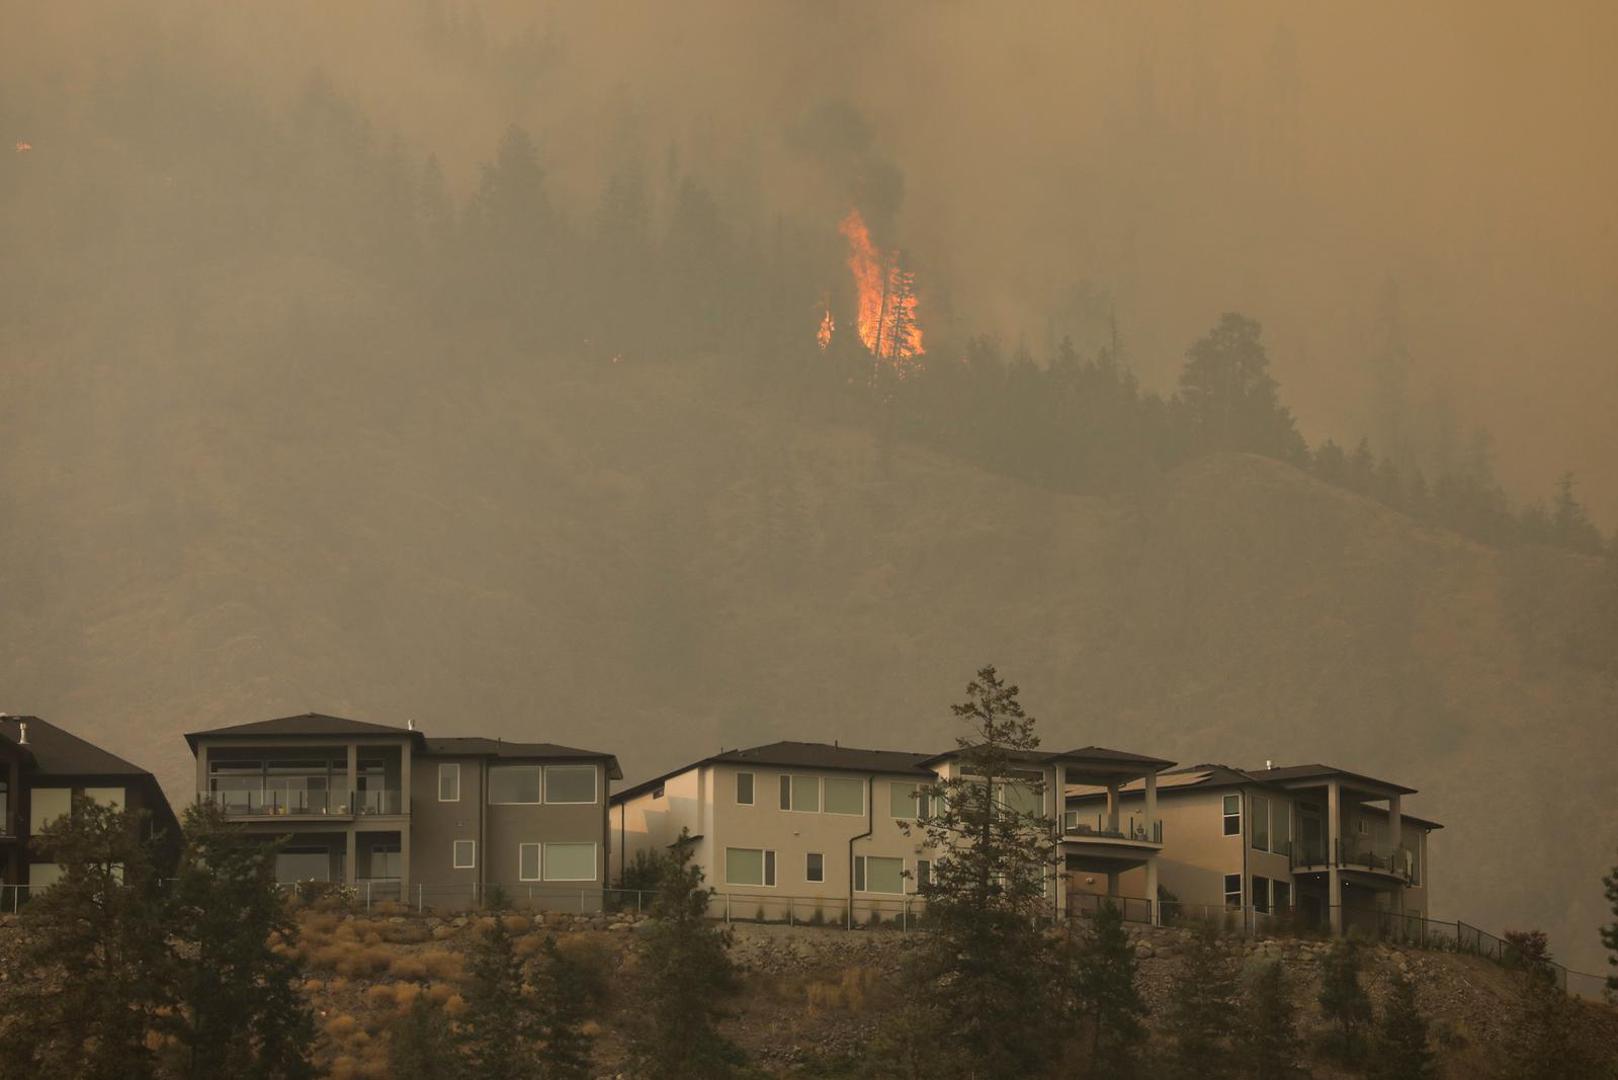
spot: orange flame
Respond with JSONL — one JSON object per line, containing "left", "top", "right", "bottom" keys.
{"left": 836, "top": 209, "right": 924, "bottom": 376}
{"left": 817, "top": 301, "right": 834, "bottom": 350}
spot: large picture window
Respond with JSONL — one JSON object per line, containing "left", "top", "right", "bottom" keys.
{"left": 1252, "top": 795, "right": 1271, "bottom": 852}
{"left": 1222, "top": 794, "right": 1242, "bottom": 837}
{"left": 736, "top": 772, "right": 754, "bottom": 805}
{"left": 543, "top": 842, "right": 596, "bottom": 882}
{"left": 488, "top": 766, "right": 541, "bottom": 804}
{"left": 825, "top": 777, "right": 864, "bottom": 815}
{"left": 29, "top": 788, "right": 71, "bottom": 834}
{"left": 725, "top": 847, "right": 776, "bottom": 887}
{"left": 779, "top": 775, "right": 820, "bottom": 813}
{"left": 1273, "top": 800, "right": 1291, "bottom": 855}
{"left": 890, "top": 782, "right": 920, "bottom": 820}
{"left": 855, "top": 855, "right": 904, "bottom": 894}
{"left": 544, "top": 765, "right": 597, "bottom": 804}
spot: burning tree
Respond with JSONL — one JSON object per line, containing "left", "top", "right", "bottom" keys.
{"left": 835, "top": 209, "right": 925, "bottom": 382}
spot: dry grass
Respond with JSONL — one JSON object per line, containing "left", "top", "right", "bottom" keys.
{"left": 386, "top": 953, "right": 428, "bottom": 980}
{"left": 418, "top": 948, "right": 465, "bottom": 982}
{"left": 804, "top": 965, "right": 879, "bottom": 1014}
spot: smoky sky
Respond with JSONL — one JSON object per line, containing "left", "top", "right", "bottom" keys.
{"left": 10, "top": 1, "right": 1616, "bottom": 522}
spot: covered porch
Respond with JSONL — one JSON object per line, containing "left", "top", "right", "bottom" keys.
{"left": 1057, "top": 747, "right": 1173, "bottom": 924}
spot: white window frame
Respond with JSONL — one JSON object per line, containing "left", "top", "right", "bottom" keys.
{"left": 855, "top": 855, "right": 906, "bottom": 895}
{"left": 1222, "top": 793, "right": 1242, "bottom": 837}
{"left": 543, "top": 764, "right": 598, "bottom": 805}
{"left": 370, "top": 843, "right": 402, "bottom": 880}
{"left": 1252, "top": 794, "right": 1271, "bottom": 853}
{"left": 805, "top": 851, "right": 824, "bottom": 883}
{"left": 519, "top": 842, "right": 541, "bottom": 882}
{"left": 779, "top": 774, "right": 821, "bottom": 814}
{"left": 438, "top": 763, "right": 461, "bottom": 802}
{"left": 824, "top": 776, "right": 865, "bottom": 816}
{"left": 1223, "top": 872, "right": 1242, "bottom": 909}
{"left": 736, "top": 771, "right": 755, "bottom": 806}
{"left": 487, "top": 766, "right": 542, "bottom": 805}
{"left": 453, "top": 839, "right": 476, "bottom": 869}
{"left": 542, "top": 842, "right": 597, "bottom": 882}
{"left": 724, "top": 846, "right": 777, "bottom": 888}
{"left": 916, "top": 858, "right": 931, "bottom": 892}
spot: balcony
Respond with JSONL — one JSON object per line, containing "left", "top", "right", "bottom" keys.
{"left": 202, "top": 787, "right": 405, "bottom": 819}
{"left": 1292, "top": 837, "right": 1413, "bottom": 881}
{"left": 1063, "top": 812, "right": 1163, "bottom": 845}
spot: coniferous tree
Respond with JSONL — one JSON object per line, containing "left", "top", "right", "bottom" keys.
{"left": 1234, "top": 960, "right": 1301, "bottom": 1080}
{"left": 460, "top": 914, "right": 541, "bottom": 1080}
{"left": 1319, "top": 937, "right": 1374, "bottom": 1063}
{"left": 1070, "top": 900, "right": 1149, "bottom": 1078}
{"left": 389, "top": 994, "right": 464, "bottom": 1080}
{"left": 0, "top": 800, "right": 175, "bottom": 1080}
{"left": 170, "top": 802, "right": 316, "bottom": 1080}
{"left": 1604, "top": 854, "right": 1618, "bottom": 998}
{"left": 1369, "top": 969, "right": 1435, "bottom": 1080}
{"left": 630, "top": 829, "right": 744, "bottom": 1079}
{"left": 1176, "top": 313, "right": 1308, "bottom": 463}
{"left": 532, "top": 935, "right": 593, "bottom": 1080}
{"left": 906, "top": 664, "right": 1062, "bottom": 1078}
{"left": 1164, "top": 924, "right": 1236, "bottom": 1079}
{"left": 1502, "top": 930, "right": 1606, "bottom": 1080}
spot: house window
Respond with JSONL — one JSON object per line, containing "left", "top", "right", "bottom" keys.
{"left": 544, "top": 765, "right": 597, "bottom": 804}
{"left": 543, "top": 843, "right": 596, "bottom": 882}
{"left": 28, "top": 863, "right": 65, "bottom": 890}
{"left": 806, "top": 852, "right": 824, "bottom": 883}
{"left": 855, "top": 855, "right": 904, "bottom": 894}
{"left": 29, "top": 788, "right": 72, "bottom": 835}
{"left": 1224, "top": 873, "right": 1242, "bottom": 909}
{"left": 736, "top": 772, "right": 754, "bottom": 805}
{"left": 1252, "top": 875, "right": 1271, "bottom": 914}
{"left": 890, "top": 782, "right": 920, "bottom": 819}
{"left": 999, "top": 779, "right": 1042, "bottom": 816}
{"left": 453, "top": 840, "right": 477, "bottom": 869}
{"left": 84, "top": 787, "right": 124, "bottom": 810}
{"left": 825, "top": 777, "right": 864, "bottom": 815}
{"left": 371, "top": 844, "right": 402, "bottom": 880}
{"left": 488, "top": 766, "right": 541, "bottom": 804}
{"left": 1252, "top": 795, "right": 1271, "bottom": 852}
{"left": 779, "top": 775, "right": 820, "bottom": 813}
{"left": 519, "top": 843, "right": 541, "bottom": 882}
{"left": 1274, "top": 801, "right": 1292, "bottom": 856}
{"left": 725, "top": 847, "right": 776, "bottom": 887}
{"left": 276, "top": 847, "right": 332, "bottom": 883}
{"left": 0, "top": 779, "right": 7, "bottom": 834}
{"left": 438, "top": 764, "right": 461, "bottom": 802}
{"left": 1273, "top": 880, "right": 1292, "bottom": 912}
{"left": 916, "top": 859, "right": 931, "bottom": 891}
{"left": 1222, "top": 794, "right": 1241, "bottom": 837}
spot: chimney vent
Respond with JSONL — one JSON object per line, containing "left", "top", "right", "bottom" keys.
{"left": 18, "top": 722, "right": 28, "bottom": 745}
{"left": 407, "top": 718, "right": 415, "bottom": 732}
{"left": 1265, "top": 759, "right": 1273, "bottom": 770}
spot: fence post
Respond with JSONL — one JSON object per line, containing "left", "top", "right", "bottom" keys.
{"left": 417, "top": 883, "right": 423, "bottom": 913}
{"left": 637, "top": 890, "right": 643, "bottom": 915}
{"left": 580, "top": 890, "right": 586, "bottom": 915}
{"left": 902, "top": 898, "right": 908, "bottom": 932}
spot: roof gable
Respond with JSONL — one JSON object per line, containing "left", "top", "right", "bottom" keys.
{"left": 0, "top": 715, "right": 154, "bottom": 777}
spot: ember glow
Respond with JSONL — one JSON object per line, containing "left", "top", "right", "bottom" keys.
{"left": 816, "top": 302, "right": 834, "bottom": 350}
{"left": 14, "top": 142, "right": 32, "bottom": 153}
{"left": 835, "top": 209, "right": 924, "bottom": 376}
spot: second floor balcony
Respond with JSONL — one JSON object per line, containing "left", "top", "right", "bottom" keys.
{"left": 201, "top": 785, "right": 404, "bottom": 818}
{"left": 1292, "top": 837, "right": 1414, "bottom": 881}
{"left": 1063, "top": 812, "right": 1164, "bottom": 846}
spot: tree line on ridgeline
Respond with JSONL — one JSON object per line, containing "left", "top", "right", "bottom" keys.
{"left": 0, "top": 667, "right": 1616, "bottom": 1077}
{"left": 4, "top": 52, "right": 1613, "bottom": 564}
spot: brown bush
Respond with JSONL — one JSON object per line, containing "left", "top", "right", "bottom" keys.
{"left": 363, "top": 985, "right": 396, "bottom": 1010}
{"left": 426, "top": 983, "right": 456, "bottom": 1005}
{"left": 443, "top": 993, "right": 467, "bottom": 1016}
{"left": 418, "top": 948, "right": 465, "bottom": 982}
{"left": 325, "top": 1014, "right": 360, "bottom": 1039}
{"left": 387, "top": 954, "right": 428, "bottom": 980}
{"left": 392, "top": 982, "right": 422, "bottom": 1010}
{"left": 501, "top": 914, "right": 531, "bottom": 934}
{"left": 327, "top": 1055, "right": 360, "bottom": 1080}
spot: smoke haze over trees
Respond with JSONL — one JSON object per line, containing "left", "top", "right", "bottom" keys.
{"left": 2, "top": 0, "right": 1617, "bottom": 972}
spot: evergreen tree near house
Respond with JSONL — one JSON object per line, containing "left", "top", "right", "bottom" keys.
{"left": 1604, "top": 854, "right": 1618, "bottom": 998}
{"left": 460, "top": 914, "right": 542, "bottom": 1080}
{"left": 1069, "top": 900, "right": 1149, "bottom": 1078}
{"left": 1318, "top": 937, "right": 1375, "bottom": 1063}
{"left": 1501, "top": 929, "right": 1607, "bottom": 1080}
{"left": 1368, "top": 968, "right": 1435, "bottom": 1080}
{"left": 629, "top": 828, "right": 745, "bottom": 1079}
{"left": 0, "top": 800, "right": 176, "bottom": 1080}
{"left": 169, "top": 802, "right": 316, "bottom": 1080}
{"left": 531, "top": 935, "right": 594, "bottom": 1080}
{"left": 1164, "top": 924, "right": 1237, "bottom": 1079}
{"left": 903, "top": 664, "right": 1064, "bottom": 1078}
{"left": 389, "top": 994, "right": 464, "bottom": 1080}
{"left": 1234, "top": 960, "right": 1302, "bottom": 1080}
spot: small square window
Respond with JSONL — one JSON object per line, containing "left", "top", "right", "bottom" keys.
{"left": 806, "top": 852, "right": 824, "bottom": 883}
{"left": 1222, "top": 794, "right": 1242, "bottom": 837}
{"left": 1223, "top": 872, "right": 1242, "bottom": 909}
{"left": 453, "top": 840, "right": 476, "bottom": 870}
{"left": 737, "top": 772, "right": 754, "bottom": 805}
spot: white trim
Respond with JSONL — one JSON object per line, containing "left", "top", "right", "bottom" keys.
{"left": 519, "top": 842, "right": 541, "bottom": 882}
{"left": 543, "top": 764, "right": 598, "bottom": 805}
{"left": 724, "top": 846, "right": 777, "bottom": 888}
{"left": 1222, "top": 793, "right": 1242, "bottom": 836}
{"left": 854, "top": 854, "right": 906, "bottom": 895}
{"left": 805, "top": 851, "right": 824, "bottom": 883}
{"left": 488, "top": 765, "right": 542, "bottom": 805}
{"left": 438, "top": 763, "right": 461, "bottom": 803}
{"left": 735, "top": 771, "right": 755, "bottom": 806}
{"left": 453, "top": 839, "right": 476, "bottom": 869}
{"left": 541, "top": 842, "right": 597, "bottom": 882}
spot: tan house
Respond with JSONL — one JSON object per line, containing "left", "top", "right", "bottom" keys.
{"left": 1066, "top": 763, "right": 1440, "bottom": 934}
{"left": 186, "top": 713, "right": 621, "bottom": 909}
{"left": 610, "top": 740, "right": 1174, "bottom": 924}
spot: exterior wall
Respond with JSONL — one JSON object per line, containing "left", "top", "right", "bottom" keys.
{"left": 410, "top": 755, "right": 484, "bottom": 895}
{"left": 1108, "top": 788, "right": 1242, "bottom": 910}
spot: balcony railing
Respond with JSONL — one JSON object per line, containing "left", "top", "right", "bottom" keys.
{"left": 1291, "top": 837, "right": 1413, "bottom": 880}
{"left": 1063, "top": 813, "right": 1164, "bottom": 844}
{"left": 202, "top": 787, "right": 405, "bottom": 818}
{"left": 354, "top": 789, "right": 404, "bottom": 815}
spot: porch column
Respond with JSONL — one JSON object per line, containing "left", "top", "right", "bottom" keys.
{"left": 1388, "top": 793, "right": 1403, "bottom": 915}
{"left": 400, "top": 738, "right": 412, "bottom": 815}
{"left": 1327, "top": 780, "right": 1343, "bottom": 934}
{"left": 1105, "top": 870, "right": 1118, "bottom": 898}
{"left": 1143, "top": 771, "right": 1158, "bottom": 840}
{"left": 1053, "top": 763, "right": 1067, "bottom": 919}
{"left": 1105, "top": 780, "right": 1120, "bottom": 833}
{"left": 346, "top": 743, "right": 359, "bottom": 812}
{"left": 345, "top": 829, "right": 358, "bottom": 885}
{"left": 1145, "top": 858, "right": 1160, "bottom": 926}
{"left": 398, "top": 828, "right": 411, "bottom": 898}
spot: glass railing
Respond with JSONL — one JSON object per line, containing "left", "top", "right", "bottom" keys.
{"left": 201, "top": 786, "right": 352, "bottom": 816}
{"left": 354, "top": 789, "right": 404, "bottom": 815}
{"left": 1291, "top": 838, "right": 1413, "bottom": 879}
{"left": 1063, "top": 813, "right": 1164, "bottom": 844}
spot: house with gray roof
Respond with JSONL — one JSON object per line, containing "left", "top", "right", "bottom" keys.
{"left": 186, "top": 713, "right": 621, "bottom": 910}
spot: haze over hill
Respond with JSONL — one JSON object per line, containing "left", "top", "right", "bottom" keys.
{"left": 2, "top": 0, "right": 1616, "bottom": 975}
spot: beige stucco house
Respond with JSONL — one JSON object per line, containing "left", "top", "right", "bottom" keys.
{"left": 610, "top": 740, "right": 1174, "bottom": 925}
{"left": 186, "top": 713, "right": 621, "bottom": 910}
{"left": 1066, "top": 763, "right": 1440, "bottom": 934}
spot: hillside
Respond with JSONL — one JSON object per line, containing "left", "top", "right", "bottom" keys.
{"left": 1, "top": 278, "right": 1616, "bottom": 971}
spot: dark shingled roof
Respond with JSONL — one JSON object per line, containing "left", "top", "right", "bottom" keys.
{"left": 1243, "top": 764, "right": 1418, "bottom": 796}
{"left": 916, "top": 745, "right": 1176, "bottom": 771}
{"left": 0, "top": 715, "right": 154, "bottom": 777}
{"left": 423, "top": 738, "right": 623, "bottom": 779}
{"left": 612, "top": 740, "right": 935, "bottom": 804}
{"left": 185, "top": 712, "right": 411, "bottom": 750}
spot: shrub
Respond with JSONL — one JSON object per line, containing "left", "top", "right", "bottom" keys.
{"left": 418, "top": 948, "right": 466, "bottom": 982}
{"left": 388, "top": 954, "right": 429, "bottom": 980}
{"left": 364, "top": 985, "right": 397, "bottom": 1010}
{"left": 326, "top": 1013, "right": 360, "bottom": 1040}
